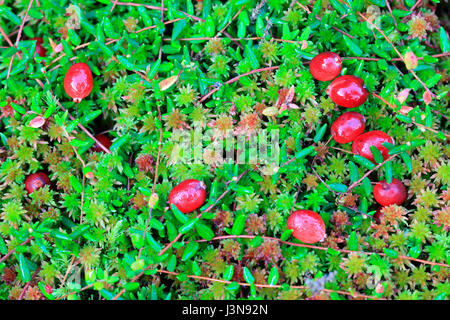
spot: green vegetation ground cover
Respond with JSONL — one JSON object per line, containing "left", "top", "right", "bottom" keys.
{"left": 0, "top": 0, "right": 449, "bottom": 300}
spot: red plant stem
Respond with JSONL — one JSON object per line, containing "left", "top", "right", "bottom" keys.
{"left": 372, "top": 92, "right": 450, "bottom": 139}
{"left": 345, "top": 154, "right": 398, "bottom": 196}
{"left": 356, "top": 11, "right": 434, "bottom": 97}
{"left": 158, "top": 0, "right": 164, "bottom": 61}
{"left": 110, "top": 0, "right": 118, "bottom": 13}
{"left": 199, "top": 66, "right": 280, "bottom": 103}
{"left": 111, "top": 1, "right": 203, "bottom": 22}
{"left": 189, "top": 235, "right": 450, "bottom": 268}
{"left": 15, "top": 0, "right": 34, "bottom": 48}
{"left": 409, "top": 0, "right": 422, "bottom": 11}
{"left": 0, "top": 237, "right": 33, "bottom": 264}
{"left": 6, "top": 53, "right": 16, "bottom": 79}
{"left": 140, "top": 104, "right": 163, "bottom": 255}
{"left": 18, "top": 266, "right": 41, "bottom": 300}
{"left": 155, "top": 269, "right": 384, "bottom": 300}
{"left": 5, "top": 0, "right": 34, "bottom": 79}
{"left": 55, "top": 283, "right": 94, "bottom": 300}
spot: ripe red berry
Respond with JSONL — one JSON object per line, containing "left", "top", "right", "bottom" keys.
{"left": 45, "top": 284, "right": 53, "bottom": 295}
{"left": 326, "top": 75, "right": 369, "bottom": 108}
{"left": 351, "top": 130, "right": 394, "bottom": 163}
{"left": 309, "top": 52, "right": 342, "bottom": 81}
{"left": 168, "top": 179, "right": 206, "bottom": 213}
{"left": 373, "top": 179, "right": 407, "bottom": 207}
{"left": 90, "top": 134, "right": 112, "bottom": 153}
{"left": 30, "top": 37, "right": 47, "bottom": 57}
{"left": 24, "top": 172, "right": 50, "bottom": 194}
{"left": 287, "top": 210, "right": 326, "bottom": 244}
{"left": 63, "top": 63, "right": 93, "bottom": 103}
{"left": 330, "top": 111, "right": 365, "bottom": 144}
{"left": 373, "top": 207, "right": 384, "bottom": 224}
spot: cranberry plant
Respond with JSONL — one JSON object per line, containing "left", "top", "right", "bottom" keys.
{"left": 0, "top": 0, "right": 449, "bottom": 300}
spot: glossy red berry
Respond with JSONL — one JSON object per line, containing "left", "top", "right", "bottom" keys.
{"left": 168, "top": 179, "right": 206, "bottom": 213}
{"left": 331, "top": 111, "right": 365, "bottom": 144}
{"left": 90, "top": 134, "right": 112, "bottom": 153}
{"left": 63, "top": 63, "right": 93, "bottom": 103}
{"left": 25, "top": 172, "right": 50, "bottom": 194}
{"left": 309, "top": 52, "right": 342, "bottom": 81}
{"left": 373, "top": 207, "right": 384, "bottom": 224}
{"left": 287, "top": 210, "right": 326, "bottom": 244}
{"left": 30, "top": 37, "right": 47, "bottom": 57}
{"left": 352, "top": 130, "right": 394, "bottom": 163}
{"left": 45, "top": 284, "right": 53, "bottom": 295}
{"left": 373, "top": 179, "right": 407, "bottom": 207}
{"left": 326, "top": 75, "right": 369, "bottom": 108}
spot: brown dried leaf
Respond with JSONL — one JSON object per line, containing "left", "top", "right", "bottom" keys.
{"left": 29, "top": 116, "right": 45, "bottom": 128}
{"left": 159, "top": 75, "right": 179, "bottom": 91}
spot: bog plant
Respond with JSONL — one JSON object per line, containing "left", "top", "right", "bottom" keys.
{"left": 0, "top": 0, "right": 449, "bottom": 301}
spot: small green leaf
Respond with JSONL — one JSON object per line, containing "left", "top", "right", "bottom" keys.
{"left": 295, "top": 146, "right": 316, "bottom": 159}
{"left": 124, "top": 282, "right": 140, "bottom": 291}
{"left": 348, "top": 231, "right": 359, "bottom": 251}
{"left": 192, "top": 261, "right": 202, "bottom": 276}
{"left": 362, "top": 177, "right": 373, "bottom": 197}
{"left": 242, "top": 267, "right": 254, "bottom": 284}
{"left": 195, "top": 222, "right": 214, "bottom": 240}
{"left": 343, "top": 35, "right": 362, "bottom": 56}
{"left": 408, "top": 246, "right": 421, "bottom": 259}
{"left": 353, "top": 155, "right": 376, "bottom": 170}
{"left": 348, "top": 161, "right": 359, "bottom": 183}
{"left": 313, "top": 123, "right": 328, "bottom": 143}
{"left": 181, "top": 242, "right": 199, "bottom": 261}
{"left": 17, "top": 253, "right": 31, "bottom": 282}
{"left": 280, "top": 229, "right": 293, "bottom": 241}
{"left": 116, "top": 55, "right": 135, "bottom": 71}
{"left": 400, "top": 152, "right": 412, "bottom": 173}
{"left": 0, "top": 236, "right": 7, "bottom": 255}
{"left": 250, "top": 236, "right": 263, "bottom": 248}
{"left": 226, "top": 281, "right": 239, "bottom": 292}
{"left": 383, "top": 248, "right": 399, "bottom": 258}
{"left": 223, "top": 265, "right": 234, "bottom": 281}
{"left": 268, "top": 267, "right": 279, "bottom": 285}
{"left": 370, "top": 146, "right": 384, "bottom": 164}
{"left": 69, "top": 175, "right": 83, "bottom": 193}
{"left": 109, "top": 135, "right": 129, "bottom": 151}
{"left": 327, "top": 247, "right": 340, "bottom": 256}
{"left": 171, "top": 203, "right": 189, "bottom": 224}
{"left": 328, "top": 183, "right": 348, "bottom": 193}
{"left": 231, "top": 214, "right": 246, "bottom": 235}
{"left": 439, "top": 27, "right": 450, "bottom": 53}
{"left": 179, "top": 218, "right": 199, "bottom": 234}
{"left": 384, "top": 161, "right": 392, "bottom": 184}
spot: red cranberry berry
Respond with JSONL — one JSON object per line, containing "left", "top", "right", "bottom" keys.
{"left": 331, "top": 111, "right": 366, "bottom": 144}
{"left": 326, "top": 75, "right": 369, "bottom": 108}
{"left": 168, "top": 179, "right": 207, "bottom": 214}
{"left": 90, "top": 134, "right": 112, "bottom": 153}
{"left": 309, "top": 52, "right": 342, "bottom": 81}
{"left": 373, "top": 207, "right": 384, "bottom": 224}
{"left": 373, "top": 179, "right": 407, "bottom": 207}
{"left": 287, "top": 210, "right": 326, "bottom": 244}
{"left": 25, "top": 172, "right": 50, "bottom": 194}
{"left": 30, "top": 37, "right": 47, "bottom": 57}
{"left": 351, "top": 130, "right": 394, "bottom": 163}
{"left": 63, "top": 63, "right": 93, "bottom": 103}
{"left": 45, "top": 284, "right": 53, "bottom": 295}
